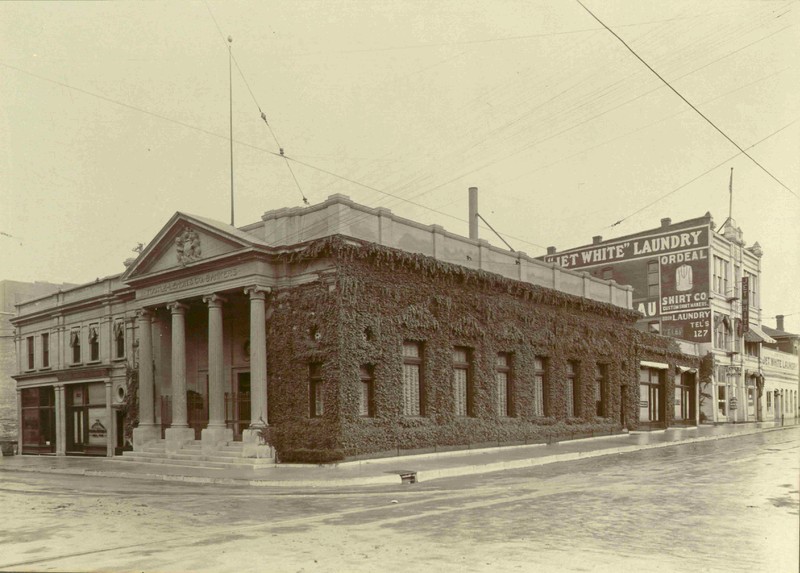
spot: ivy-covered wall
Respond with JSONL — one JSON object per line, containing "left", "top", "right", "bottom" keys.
{"left": 264, "top": 236, "right": 699, "bottom": 461}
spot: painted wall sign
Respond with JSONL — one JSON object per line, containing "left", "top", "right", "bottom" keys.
{"left": 660, "top": 310, "right": 711, "bottom": 343}
{"left": 659, "top": 248, "right": 709, "bottom": 314}
{"left": 761, "top": 348, "right": 799, "bottom": 373}
{"left": 543, "top": 226, "right": 709, "bottom": 270}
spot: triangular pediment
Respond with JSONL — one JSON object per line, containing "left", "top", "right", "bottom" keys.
{"left": 122, "top": 212, "right": 267, "bottom": 281}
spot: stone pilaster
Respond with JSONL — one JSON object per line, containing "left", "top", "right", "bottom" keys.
{"left": 105, "top": 380, "right": 113, "bottom": 457}
{"left": 132, "top": 309, "right": 159, "bottom": 449}
{"left": 54, "top": 384, "right": 66, "bottom": 456}
{"left": 165, "top": 302, "right": 193, "bottom": 452}
{"left": 201, "top": 294, "right": 232, "bottom": 452}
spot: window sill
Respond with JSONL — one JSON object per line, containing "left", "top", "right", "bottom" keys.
{"left": 24, "top": 368, "right": 35, "bottom": 374}
{"left": 112, "top": 356, "right": 127, "bottom": 362}
{"left": 69, "top": 363, "right": 83, "bottom": 367}
{"left": 38, "top": 367, "right": 52, "bottom": 372}
{"left": 87, "top": 360, "right": 101, "bottom": 365}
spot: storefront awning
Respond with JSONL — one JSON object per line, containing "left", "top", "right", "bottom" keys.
{"left": 640, "top": 360, "right": 669, "bottom": 370}
{"left": 676, "top": 365, "right": 697, "bottom": 374}
{"left": 744, "top": 325, "right": 776, "bottom": 344}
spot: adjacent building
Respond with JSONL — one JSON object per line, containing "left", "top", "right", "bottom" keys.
{"left": 11, "top": 193, "right": 698, "bottom": 461}
{"left": 1, "top": 280, "right": 76, "bottom": 454}
{"left": 542, "top": 214, "right": 797, "bottom": 425}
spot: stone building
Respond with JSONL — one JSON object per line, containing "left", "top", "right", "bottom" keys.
{"left": 0, "top": 280, "right": 76, "bottom": 454}
{"left": 542, "top": 214, "right": 796, "bottom": 425}
{"left": 12, "top": 194, "right": 697, "bottom": 462}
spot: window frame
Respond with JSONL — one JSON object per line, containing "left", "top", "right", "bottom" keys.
{"left": 41, "top": 332, "right": 50, "bottom": 369}
{"left": 566, "top": 360, "right": 580, "bottom": 418}
{"left": 647, "top": 260, "right": 659, "bottom": 297}
{"left": 533, "top": 356, "right": 548, "bottom": 417}
{"left": 359, "top": 364, "right": 375, "bottom": 417}
{"left": 402, "top": 341, "right": 424, "bottom": 417}
{"left": 496, "top": 352, "right": 513, "bottom": 417}
{"left": 309, "top": 362, "right": 323, "bottom": 418}
{"left": 26, "top": 336, "right": 35, "bottom": 370}
{"left": 69, "top": 327, "right": 81, "bottom": 365}
{"left": 88, "top": 323, "right": 100, "bottom": 363}
{"left": 113, "top": 319, "right": 126, "bottom": 360}
{"left": 452, "top": 346, "right": 473, "bottom": 417}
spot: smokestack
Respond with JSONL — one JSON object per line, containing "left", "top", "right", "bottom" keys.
{"left": 547, "top": 246, "right": 557, "bottom": 255}
{"left": 592, "top": 235, "right": 602, "bottom": 245}
{"left": 661, "top": 217, "right": 672, "bottom": 228}
{"left": 776, "top": 314, "right": 785, "bottom": 331}
{"left": 468, "top": 187, "right": 478, "bottom": 240}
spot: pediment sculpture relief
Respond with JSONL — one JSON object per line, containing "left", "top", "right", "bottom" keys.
{"left": 176, "top": 227, "right": 202, "bottom": 266}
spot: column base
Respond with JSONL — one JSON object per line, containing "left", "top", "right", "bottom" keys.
{"left": 164, "top": 427, "right": 195, "bottom": 454}
{"left": 241, "top": 428, "right": 274, "bottom": 459}
{"left": 201, "top": 426, "right": 233, "bottom": 455}
{"left": 132, "top": 425, "right": 161, "bottom": 451}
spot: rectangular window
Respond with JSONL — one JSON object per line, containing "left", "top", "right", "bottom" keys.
{"left": 88, "top": 324, "right": 99, "bottom": 362}
{"left": 595, "top": 364, "right": 608, "bottom": 417}
{"left": 359, "top": 365, "right": 374, "bottom": 417}
{"left": 70, "top": 328, "right": 81, "bottom": 364}
{"left": 713, "top": 256, "right": 729, "bottom": 295}
{"left": 715, "top": 314, "right": 730, "bottom": 350}
{"left": 453, "top": 346, "right": 472, "bottom": 416}
{"left": 402, "top": 341, "right": 423, "bottom": 416}
{"left": 746, "top": 272, "right": 758, "bottom": 309}
{"left": 533, "top": 356, "right": 547, "bottom": 416}
{"left": 766, "top": 390, "right": 772, "bottom": 410}
{"left": 496, "top": 353, "right": 512, "bottom": 417}
{"left": 566, "top": 361, "right": 579, "bottom": 418}
{"left": 26, "top": 336, "right": 34, "bottom": 370}
{"left": 41, "top": 333, "right": 49, "bottom": 368}
{"left": 717, "top": 384, "right": 727, "bottom": 417}
{"left": 647, "top": 260, "right": 659, "bottom": 297}
{"left": 114, "top": 319, "right": 125, "bottom": 359}
{"left": 309, "top": 363, "right": 323, "bottom": 417}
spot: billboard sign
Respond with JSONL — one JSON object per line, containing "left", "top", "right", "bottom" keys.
{"left": 543, "top": 226, "right": 708, "bottom": 270}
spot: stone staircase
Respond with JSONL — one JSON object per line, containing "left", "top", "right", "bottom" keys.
{"left": 112, "top": 440, "right": 275, "bottom": 470}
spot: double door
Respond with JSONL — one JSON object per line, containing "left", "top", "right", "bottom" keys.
{"left": 66, "top": 383, "right": 108, "bottom": 456}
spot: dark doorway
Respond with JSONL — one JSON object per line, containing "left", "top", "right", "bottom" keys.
{"left": 21, "top": 387, "right": 56, "bottom": 454}
{"left": 225, "top": 371, "right": 251, "bottom": 440}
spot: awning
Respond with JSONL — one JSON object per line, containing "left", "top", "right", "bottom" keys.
{"left": 677, "top": 365, "right": 697, "bottom": 374}
{"left": 744, "top": 325, "right": 776, "bottom": 344}
{"left": 640, "top": 360, "right": 669, "bottom": 370}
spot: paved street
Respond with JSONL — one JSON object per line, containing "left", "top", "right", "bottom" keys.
{"left": 2, "top": 427, "right": 798, "bottom": 573}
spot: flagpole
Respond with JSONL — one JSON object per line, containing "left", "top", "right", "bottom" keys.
{"left": 228, "top": 35, "right": 234, "bottom": 227}
{"left": 728, "top": 167, "right": 733, "bottom": 223}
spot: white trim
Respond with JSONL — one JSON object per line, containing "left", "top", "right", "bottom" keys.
{"left": 677, "top": 366, "right": 697, "bottom": 373}
{"left": 640, "top": 360, "right": 669, "bottom": 370}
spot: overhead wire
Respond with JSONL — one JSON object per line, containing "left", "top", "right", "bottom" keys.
{"left": 575, "top": 0, "right": 797, "bottom": 198}
{"left": 604, "top": 118, "right": 798, "bottom": 231}
{"left": 203, "top": 0, "right": 309, "bottom": 205}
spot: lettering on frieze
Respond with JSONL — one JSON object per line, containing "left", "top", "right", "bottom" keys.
{"left": 141, "top": 268, "right": 240, "bottom": 297}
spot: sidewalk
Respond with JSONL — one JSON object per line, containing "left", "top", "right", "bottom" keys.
{"left": 1, "top": 421, "right": 795, "bottom": 488}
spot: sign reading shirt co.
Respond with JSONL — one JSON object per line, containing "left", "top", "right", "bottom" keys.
{"left": 543, "top": 226, "right": 708, "bottom": 269}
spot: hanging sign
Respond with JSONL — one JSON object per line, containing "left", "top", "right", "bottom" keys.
{"left": 741, "top": 276, "right": 749, "bottom": 328}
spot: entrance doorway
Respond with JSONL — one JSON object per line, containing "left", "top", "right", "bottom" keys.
{"left": 66, "top": 382, "right": 108, "bottom": 456}
{"left": 639, "top": 367, "right": 664, "bottom": 429}
{"left": 225, "top": 371, "right": 250, "bottom": 440}
{"left": 674, "top": 372, "right": 696, "bottom": 425}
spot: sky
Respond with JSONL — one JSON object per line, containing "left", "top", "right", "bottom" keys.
{"left": 1, "top": 0, "right": 798, "bottom": 331}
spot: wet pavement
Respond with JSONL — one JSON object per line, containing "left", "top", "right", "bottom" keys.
{"left": 0, "top": 420, "right": 795, "bottom": 487}
{"left": 0, "top": 425, "right": 797, "bottom": 572}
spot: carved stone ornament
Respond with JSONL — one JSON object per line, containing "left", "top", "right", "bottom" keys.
{"left": 175, "top": 226, "right": 202, "bottom": 266}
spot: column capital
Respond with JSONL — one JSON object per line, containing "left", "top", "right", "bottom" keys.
{"left": 136, "top": 308, "right": 153, "bottom": 320}
{"left": 167, "top": 301, "right": 189, "bottom": 315}
{"left": 245, "top": 286, "right": 272, "bottom": 300}
{"left": 203, "top": 293, "right": 228, "bottom": 307}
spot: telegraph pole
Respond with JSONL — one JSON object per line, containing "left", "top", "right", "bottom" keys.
{"left": 229, "top": 35, "right": 234, "bottom": 227}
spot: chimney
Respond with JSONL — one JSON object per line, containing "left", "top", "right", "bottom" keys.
{"left": 661, "top": 217, "right": 672, "bottom": 228}
{"left": 547, "top": 246, "right": 557, "bottom": 255}
{"left": 468, "top": 187, "right": 478, "bottom": 240}
{"left": 592, "top": 235, "right": 602, "bottom": 245}
{"left": 776, "top": 314, "right": 785, "bottom": 331}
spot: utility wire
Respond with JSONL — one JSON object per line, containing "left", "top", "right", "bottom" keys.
{"left": 607, "top": 118, "right": 798, "bottom": 230}
{"left": 575, "top": 0, "right": 797, "bottom": 198}
{"left": 203, "top": 0, "right": 309, "bottom": 205}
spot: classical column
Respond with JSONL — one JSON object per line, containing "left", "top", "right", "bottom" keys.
{"left": 132, "top": 309, "right": 160, "bottom": 448}
{"left": 245, "top": 287, "right": 270, "bottom": 429}
{"left": 54, "top": 384, "right": 66, "bottom": 456}
{"left": 105, "top": 380, "right": 114, "bottom": 457}
{"left": 242, "top": 286, "right": 272, "bottom": 459}
{"left": 201, "top": 294, "right": 232, "bottom": 451}
{"left": 164, "top": 302, "right": 194, "bottom": 452}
